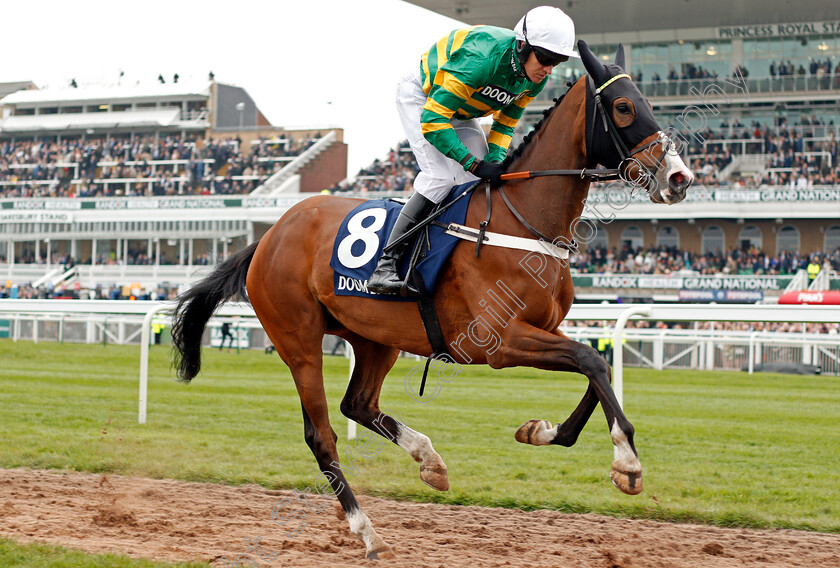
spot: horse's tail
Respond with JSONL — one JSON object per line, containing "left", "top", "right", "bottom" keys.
{"left": 171, "top": 240, "right": 259, "bottom": 383}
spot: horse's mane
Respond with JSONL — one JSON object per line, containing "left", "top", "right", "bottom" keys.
{"left": 501, "top": 80, "right": 576, "bottom": 170}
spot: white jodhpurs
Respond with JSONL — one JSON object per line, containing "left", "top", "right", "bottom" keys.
{"left": 396, "top": 69, "right": 489, "bottom": 204}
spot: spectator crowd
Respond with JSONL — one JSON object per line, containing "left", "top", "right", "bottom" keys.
{"left": 323, "top": 115, "right": 839, "bottom": 197}
{"left": 0, "top": 133, "right": 320, "bottom": 198}
{"left": 679, "top": 117, "right": 839, "bottom": 189}
{"left": 325, "top": 140, "right": 419, "bottom": 194}
{"left": 569, "top": 244, "right": 839, "bottom": 276}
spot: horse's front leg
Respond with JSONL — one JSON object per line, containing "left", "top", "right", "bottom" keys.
{"left": 339, "top": 337, "right": 449, "bottom": 491}
{"left": 488, "top": 321, "right": 643, "bottom": 495}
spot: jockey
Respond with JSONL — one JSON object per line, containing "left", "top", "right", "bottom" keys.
{"left": 367, "top": 5, "right": 578, "bottom": 294}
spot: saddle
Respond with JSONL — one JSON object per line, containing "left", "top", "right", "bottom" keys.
{"left": 330, "top": 183, "right": 480, "bottom": 379}
{"left": 330, "top": 180, "right": 573, "bottom": 393}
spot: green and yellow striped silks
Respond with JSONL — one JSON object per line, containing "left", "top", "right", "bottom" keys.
{"left": 418, "top": 25, "right": 547, "bottom": 168}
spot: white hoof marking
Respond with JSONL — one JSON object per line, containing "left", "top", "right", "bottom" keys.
{"left": 611, "top": 419, "right": 641, "bottom": 473}
{"left": 531, "top": 421, "right": 558, "bottom": 445}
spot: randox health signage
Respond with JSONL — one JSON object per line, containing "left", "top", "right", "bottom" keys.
{"left": 573, "top": 274, "right": 793, "bottom": 290}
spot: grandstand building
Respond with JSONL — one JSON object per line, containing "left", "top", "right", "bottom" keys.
{"left": 403, "top": 2, "right": 840, "bottom": 302}
{"left": 0, "top": 79, "right": 347, "bottom": 296}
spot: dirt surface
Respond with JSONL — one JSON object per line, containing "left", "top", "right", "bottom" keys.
{"left": 1, "top": 469, "right": 839, "bottom": 568}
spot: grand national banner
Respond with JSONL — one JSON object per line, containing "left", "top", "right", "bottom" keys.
{"left": 573, "top": 274, "right": 793, "bottom": 290}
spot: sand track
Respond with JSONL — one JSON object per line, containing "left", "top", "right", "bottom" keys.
{"left": 1, "top": 468, "right": 838, "bottom": 567}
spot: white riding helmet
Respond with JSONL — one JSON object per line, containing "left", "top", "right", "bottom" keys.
{"left": 514, "top": 6, "right": 579, "bottom": 59}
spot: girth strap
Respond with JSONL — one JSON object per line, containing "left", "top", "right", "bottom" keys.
{"left": 406, "top": 270, "right": 449, "bottom": 397}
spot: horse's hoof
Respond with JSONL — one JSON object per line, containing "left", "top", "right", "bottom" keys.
{"left": 515, "top": 419, "right": 554, "bottom": 446}
{"left": 420, "top": 463, "right": 449, "bottom": 491}
{"left": 610, "top": 466, "right": 643, "bottom": 495}
{"left": 366, "top": 544, "right": 396, "bottom": 560}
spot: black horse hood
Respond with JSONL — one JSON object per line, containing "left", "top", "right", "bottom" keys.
{"left": 579, "top": 40, "right": 661, "bottom": 167}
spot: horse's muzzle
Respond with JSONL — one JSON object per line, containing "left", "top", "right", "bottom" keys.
{"left": 657, "top": 153, "right": 693, "bottom": 204}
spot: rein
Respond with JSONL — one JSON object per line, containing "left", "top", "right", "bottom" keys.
{"left": 500, "top": 168, "right": 619, "bottom": 182}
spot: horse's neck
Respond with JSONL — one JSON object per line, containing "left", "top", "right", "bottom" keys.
{"left": 504, "top": 80, "right": 591, "bottom": 244}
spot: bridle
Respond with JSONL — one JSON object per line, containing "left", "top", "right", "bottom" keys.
{"left": 501, "top": 73, "right": 675, "bottom": 188}
{"left": 386, "top": 73, "right": 679, "bottom": 252}
{"left": 494, "top": 72, "right": 677, "bottom": 243}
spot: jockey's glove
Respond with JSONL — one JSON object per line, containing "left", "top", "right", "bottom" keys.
{"left": 469, "top": 159, "right": 505, "bottom": 187}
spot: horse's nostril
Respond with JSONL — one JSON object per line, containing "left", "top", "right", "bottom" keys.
{"left": 668, "top": 172, "right": 689, "bottom": 192}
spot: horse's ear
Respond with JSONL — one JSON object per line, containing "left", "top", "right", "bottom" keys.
{"left": 577, "top": 40, "right": 607, "bottom": 84}
{"left": 615, "top": 43, "right": 626, "bottom": 70}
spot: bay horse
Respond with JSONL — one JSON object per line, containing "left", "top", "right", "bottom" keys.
{"left": 172, "top": 40, "right": 693, "bottom": 559}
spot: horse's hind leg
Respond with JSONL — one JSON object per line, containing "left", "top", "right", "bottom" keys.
{"left": 257, "top": 315, "right": 394, "bottom": 559}
{"left": 491, "top": 320, "right": 642, "bottom": 495}
{"left": 299, "top": 401, "right": 394, "bottom": 559}
{"left": 339, "top": 336, "right": 449, "bottom": 491}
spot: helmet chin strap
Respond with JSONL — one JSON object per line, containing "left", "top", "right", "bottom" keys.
{"left": 514, "top": 13, "right": 533, "bottom": 77}
{"left": 514, "top": 41, "right": 530, "bottom": 78}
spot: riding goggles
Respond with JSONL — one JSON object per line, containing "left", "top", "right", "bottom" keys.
{"left": 532, "top": 46, "right": 569, "bottom": 67}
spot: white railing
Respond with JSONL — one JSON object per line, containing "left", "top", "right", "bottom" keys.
{"left": 561, "top": 326, "right": 840, "bottom": 374}
{"left": 808, "top": 269, "right": 836, "bottom": 291}
{"left": 784, "top": 270, "right": 809, "bottom": 292}
{"left": 31, "top": 267, "right": 64, "bottom": 288}
{"left": 0, "top": 264, "right": 215, "bottom": 290}
{"left": 0, "top": 310, "right": 265, "bottom": 347}
{"left": 2, "top": 301, "right": 839, "bottom": 426}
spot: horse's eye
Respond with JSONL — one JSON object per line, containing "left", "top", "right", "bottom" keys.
{"left": 617, "top": 104, "right": 631, "bottom": 114}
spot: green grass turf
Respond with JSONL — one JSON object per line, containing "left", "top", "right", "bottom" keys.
{"left": 0, "top": 538, "right": 209, "bottom": 568}
{"left": 1, "top": 339, "right": 838, "bottom": 533}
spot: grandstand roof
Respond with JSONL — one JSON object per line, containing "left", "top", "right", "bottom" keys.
{"left": 1, "top": 81, "right": 212, "bottom": 106}
{"left": 407, "top": 1, "right": 840, "bottom": 35}
{"left": 0, "top": 81, "right": 36, "bottom": 100}
{"left": 0, "top": 109, "right": 183, "bottom": 133}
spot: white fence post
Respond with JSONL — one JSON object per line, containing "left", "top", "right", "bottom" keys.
{"left": 653, "top": 330, "right": 665, "bottom": 370}
{"left": 346, "top": 342, "right": 356, "bottom": 441}
{"left": 705, "top": 322, "right": 715, "bottom": 370}
{"left": 802, "top": 325, "right": 812, "bottom": 365}
{"left": 612, "top": 306, "right": 652, "bottom": 460}
{"left": 139, "top": 305, "right": 170, "bottom": 425}
{"left": 612, "top": 306, "right": 652, "bottom": 410}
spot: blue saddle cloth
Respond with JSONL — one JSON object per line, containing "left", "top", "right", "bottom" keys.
{"left": 329, "top": 181, "right": 477, "bottom": 300}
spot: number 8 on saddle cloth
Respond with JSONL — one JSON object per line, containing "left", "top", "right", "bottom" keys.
{"left": 329, "top": 182, "right": 477, "bottom": 301}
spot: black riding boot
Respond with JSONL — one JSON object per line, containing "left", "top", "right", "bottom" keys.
{"left": 367, "top": 193, "right": 436, "bottom": 294}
